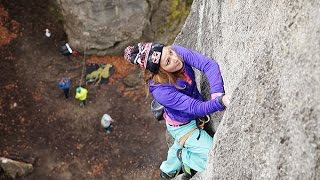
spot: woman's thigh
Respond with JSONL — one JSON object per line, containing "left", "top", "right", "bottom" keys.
{"left": 184, "top": 129, "right": 213, "bottom": 154}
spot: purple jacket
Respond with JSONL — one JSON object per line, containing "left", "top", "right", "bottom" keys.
{"left": 149, "top": 45, "right": 225, "bottom": 123}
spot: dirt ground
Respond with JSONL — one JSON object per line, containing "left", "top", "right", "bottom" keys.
{"left": 0, "top": 0, "right": 168, "bottom": 179}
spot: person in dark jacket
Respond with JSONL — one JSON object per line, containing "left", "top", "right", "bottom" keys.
{"left": 58, "top": 77, "right": 71, "bottom": 99}
{"left": 124, "top": 42, "right": 230, "bottom": 179}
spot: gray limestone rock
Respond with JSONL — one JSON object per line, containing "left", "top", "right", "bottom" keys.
{"left": 123, "top": 68, "right": 143, "bottom": 88}
{"left": 56, "top": 0, "right": 190, "bottom": 55}
{"left": 175, "top": 0, "right": 320, "bottom": 179}
{"left": 0, "top": 157, "right": 34, "bottom": 179}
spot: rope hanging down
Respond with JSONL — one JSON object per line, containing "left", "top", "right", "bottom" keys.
{"left": 79, "top": 31, "right": 89, "bottom": 87}
{"left": 79, "top": 2, "right": 91, "bottom": 87}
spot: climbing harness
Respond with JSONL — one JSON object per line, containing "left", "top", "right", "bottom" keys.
{"left": 195, "top": 115, "right": 211, "bottom": 140}
{"left": 178, "top": 127, "right": 198, "bottom": 147}
{"left": 178, "top": 115, "right": 211, "bottom": 147}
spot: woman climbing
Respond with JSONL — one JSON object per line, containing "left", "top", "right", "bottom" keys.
{"left": 124, "top": 42, "right": 230, "bottom": 179}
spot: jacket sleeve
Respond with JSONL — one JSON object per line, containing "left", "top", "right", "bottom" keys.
{"left": 58, "top": 82, "right": 64, "bottom": 89}
{"left": 65, "top": 78, "right": 71, "bottom": 88}
{"left": 173, "top": 45, "right": 224, "bottom": 94}
{"left": 152, "top": 86, "right": 225, "bottom": 117}
{"left": 75, "top": 93, "right": 80, "bottom": 99}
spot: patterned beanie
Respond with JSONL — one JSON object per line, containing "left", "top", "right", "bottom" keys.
{"left": 124, "top": 42, "right": 164, "bottom": 74}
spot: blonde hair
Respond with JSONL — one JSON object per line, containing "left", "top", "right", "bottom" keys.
{"left": 144, "top": 67, "right": 184, "bottom": 87}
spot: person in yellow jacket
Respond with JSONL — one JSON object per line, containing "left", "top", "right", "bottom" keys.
{"left": 75, "top": 87, "right": 88, "bottom": 107}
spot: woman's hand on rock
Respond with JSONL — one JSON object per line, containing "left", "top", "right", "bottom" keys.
{"left": 222, "top": 94, "right": 231, "bottom": 107}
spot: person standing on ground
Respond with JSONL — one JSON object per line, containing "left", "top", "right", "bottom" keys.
{"left": 58, "top": 77, "right": 71, "bottom": 99}
{"left": 124, "top": 42, "right": 230, "bottom": 179}
{"left": 101, "top": 113, "right": 114, "bottom": 134}
{"left": 75, "top": 87, "right": 88, "bottom": 107}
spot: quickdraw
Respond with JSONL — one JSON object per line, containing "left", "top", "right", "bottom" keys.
{"left": 197, "top": 115, "right": 210, "bottom": 129}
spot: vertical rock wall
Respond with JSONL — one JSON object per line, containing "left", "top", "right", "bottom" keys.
{"left": 56, "top": 0, "right": 191, "bottom": 55}
{"left": 175, "top": 0, "right": 320, "bottom": 179}
{"left": 56, "top": 0, "right": 149, "bottom": 55}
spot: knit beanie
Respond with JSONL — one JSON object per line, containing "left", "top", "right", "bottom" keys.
{"left": 124, "top": 42, "right": 164, "bottom": 74}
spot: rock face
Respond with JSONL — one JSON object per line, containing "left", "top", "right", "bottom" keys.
{"left": 56, "top": 0, "right": 191, "bottom": 55}
{"left": 0, "top": 157, "right": 33, "bottom": 179}
{"left": 175, "top": 0, "right": 320, "bottom": 179}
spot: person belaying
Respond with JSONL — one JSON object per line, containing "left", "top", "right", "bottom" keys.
{"left": 124, "top": 42, "right": 230, "bottom": 179}
{"left": 58, "top": 77, "right": 71, "bottom": 99}
{"left": 75, "top": 87, "right": 88, "bottom": 107}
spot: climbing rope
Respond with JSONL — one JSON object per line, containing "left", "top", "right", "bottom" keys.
{"left": 78, "top": 2, "right": 91, "bottom": 87}
{"left": 79, "top": 33, "right": 88, "bottom": 87}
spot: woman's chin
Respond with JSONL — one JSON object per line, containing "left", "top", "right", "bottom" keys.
{"left": 177, "top": 63, "right": 183, "bottom": 71}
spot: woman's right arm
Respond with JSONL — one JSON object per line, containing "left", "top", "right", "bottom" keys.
{"left": 152, "top": 86, "right": 225, "bottom": 117}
